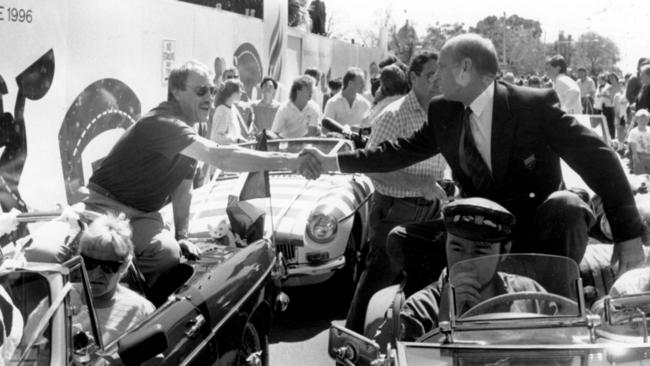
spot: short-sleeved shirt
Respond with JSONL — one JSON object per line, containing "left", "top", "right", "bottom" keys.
{"left": 367, "top": 91, "right": 448, "bottom": 197}
{"left": 70, "top": 284, "right": 155, "bottom": 345}
{"left": 577, "top": 77, "right": 596, "bottom": 98}
{"left": 627, "top": 127, "right": 650, "bottom": 153}
{"left": 323, "top": 92, "right": 371, "bottom": 126}
{"left": 89, "top": 100, "right": 197, "bottom": 212}
{"left": 399, "top": 271, "right": 547, "bottom": 341}
{"left": 271, "top": 99, "right": 321, "bottom": 138}
{"left": 554, "top": 74, "right": 582, "bottom": 114}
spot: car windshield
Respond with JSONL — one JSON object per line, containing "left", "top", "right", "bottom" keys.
{"left": 1, "top": 271, "right": 52, "bottom": 366}
{"left": 448, "top": 253, "right": 581, "bottom": 320}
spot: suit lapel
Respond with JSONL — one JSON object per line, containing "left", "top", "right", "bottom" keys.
{"left": 491, "top": 82, "right": 517, "bottom": 188}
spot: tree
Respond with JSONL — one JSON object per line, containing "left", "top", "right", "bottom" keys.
{"left": 553, "top": 31, "right": 575, "bottom": 66}
{"left": 353, "top": 6, "right": 394, "bottom": 47}
{"left": 470, "top": 14, "right": 543, "bottom": 72}
{"left": 288, "top": 0, "right": 311, "bottom": 30}
{"left": 507, "top": 27, "right": 546, "bottom": 75}
{"left": 388, "top": 20, "right": 418, "bottom": 64}
{"left": 421, "top": 22, "right": 466, "bottom": 51}
{"left": 572, "top": 32, "right": 620, "bottom": 75}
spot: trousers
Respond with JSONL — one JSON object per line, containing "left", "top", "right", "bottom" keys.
{"left": 345, "top": 192, "right": 440, "bottom": 333}
{"left": 84, "top": 185, "right": 180, "bottom": 287}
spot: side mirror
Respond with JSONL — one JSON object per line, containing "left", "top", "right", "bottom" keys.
{"left": 328, "top": 324, "right": 382, "bottom": 365}
{"left": 118, "top": 324, "right": 167, "bottom": 365}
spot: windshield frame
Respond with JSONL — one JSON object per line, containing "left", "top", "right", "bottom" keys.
{"left": 63, "top": 255, "right": 105, "bottom": 351}
{"left": 1, "top": 265, "right": 66, "bottom": 366}
{"left": 444, "top": 254, "right": 589, "bottom": 331}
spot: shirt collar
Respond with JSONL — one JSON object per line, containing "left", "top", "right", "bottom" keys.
{"left": 468, "top": 82, "right": 494, "bottom": 117}
{"left": 405, "top": 90, "right": 426, "bottom": 115}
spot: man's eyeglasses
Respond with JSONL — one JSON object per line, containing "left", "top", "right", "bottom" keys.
{"left": 194, "top": 85, "right": 218, "bottom": 97}
{"left": 81, "top": 254, "right": 124, "bottom": 274}
{"left": 224, "top": 74, "right": 239, "bottom": 80}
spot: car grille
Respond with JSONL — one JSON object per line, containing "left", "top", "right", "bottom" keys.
{"left": 276, "top": 244, "right": 296, "bottom": 262}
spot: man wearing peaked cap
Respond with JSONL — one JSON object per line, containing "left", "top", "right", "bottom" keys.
{"left": 443, "top": 197, "right": 516, "bottom": 243}
{"left": 391, "top": 197, "right": 549, "bottom": 342}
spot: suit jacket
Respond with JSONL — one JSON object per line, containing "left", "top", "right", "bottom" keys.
{"left": 339, "top": 81, "right": 643, "bottom": 243}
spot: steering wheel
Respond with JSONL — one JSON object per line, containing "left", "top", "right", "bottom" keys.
{"left": 460, "top": 291, "right": 579, "bottom": 319}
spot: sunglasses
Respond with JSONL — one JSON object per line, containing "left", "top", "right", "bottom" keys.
{"left": 224, "top": 75, "right": 239, "bottom": 80}
{"left": 81, "top": 254, "right": 124, "bottom": 274}
{"left": 194, "top": 85, "right": 218, "bottom": 97}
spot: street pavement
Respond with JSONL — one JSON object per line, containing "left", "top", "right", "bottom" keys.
{"left": 269, "top": 272, "right": 355, "bottom": 366}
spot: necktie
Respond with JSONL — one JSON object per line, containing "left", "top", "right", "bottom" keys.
{"left": 459, "top": 107, "right": 493, "bottom": 193}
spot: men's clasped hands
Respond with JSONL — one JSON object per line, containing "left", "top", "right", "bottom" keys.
{"left": 296, "top": 147, "right": 330, "bottom": 180}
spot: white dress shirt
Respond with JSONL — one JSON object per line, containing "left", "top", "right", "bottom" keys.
{"left": 554, "top": 74, "right": 582, "bottom": 114}
{"left": 467, "top": 83, "right": 495, "bottom": 171}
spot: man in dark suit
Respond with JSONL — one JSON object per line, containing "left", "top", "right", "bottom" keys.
{"left": 300, "top": 33, "right": 644, "bottom": 327}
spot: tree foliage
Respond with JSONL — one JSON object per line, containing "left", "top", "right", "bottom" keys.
{"left": 572, "top": 32, "right": 620, "bottom": 75}
{"left": 288, "top": 0, "right": 310, "bottom": 30}
{"left": 469, "top": 14, "right": 544, "bottom": 73}
{"left": 388, "top": 20, "right": 418, "bottom": 64}
{"left": 421, "top": 22, "right": 466, "bottom": 51}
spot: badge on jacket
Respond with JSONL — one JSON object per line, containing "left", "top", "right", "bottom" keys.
{"left": 524, "top": 154, "right": 536, "bottom": 170}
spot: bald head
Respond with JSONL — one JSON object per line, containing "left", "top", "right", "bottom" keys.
{"left": 443, "top": 33, "right": 499, "bottom": 78}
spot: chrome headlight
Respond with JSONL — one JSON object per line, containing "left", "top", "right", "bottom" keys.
{"left": 306, "top": 213, "right": 338, "bottom": 243}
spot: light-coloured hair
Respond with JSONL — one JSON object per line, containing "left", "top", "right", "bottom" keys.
{"left": 445, "top": 33, "right": 498, "bottom": 77}
{"left": 79, "top": 213, "right": 133, "bottom": 262}
{"left": 167, "top": 60, "right": 211, "bottom": 101}
{"left": 636, "top": 109, "right": 650, "bottom": 121}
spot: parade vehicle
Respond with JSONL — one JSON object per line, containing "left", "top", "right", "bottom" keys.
{"left": 328, "top": 253, "right": 650, "bottom": 365}
{"left": 0, "top": 207, "right": 286, "bottom": 366}
{"left": 186, "top": 136, "right": 374, "bottom": 287}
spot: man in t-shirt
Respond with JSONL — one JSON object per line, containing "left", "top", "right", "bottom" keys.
{"left": 323, "top": 67, "right": 372, "bottom": 127}
{"left": 271, "top": 76, "right": 322, "bottom": 138}
{"left": 87, "top": 60, "right": 308, "bottom": 287}
{"left": 627, "top": 109, "right": 650, "bottom": 174}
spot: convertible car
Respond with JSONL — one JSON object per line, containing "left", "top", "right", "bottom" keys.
{"left": 1, "top": 208, "right": 284, "bottom": 366}
{"left": 187, "top": 137, "right": 374, "bottom": 287}
{"left": 329, "top": 253, "right": 650, "bottom": 365}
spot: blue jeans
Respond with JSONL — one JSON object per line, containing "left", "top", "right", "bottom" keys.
{"left": 345, "top": 192, "right": 441, "bottom": 333}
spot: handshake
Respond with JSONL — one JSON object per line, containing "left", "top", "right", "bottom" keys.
{"left": 293, "top": 147, "right": 336, "bottom": 180}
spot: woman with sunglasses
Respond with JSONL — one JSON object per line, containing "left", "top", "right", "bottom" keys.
{"left": 73, "top": 213, "right": 155, "bottom": 345}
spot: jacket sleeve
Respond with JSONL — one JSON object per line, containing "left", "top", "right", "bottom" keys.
{"left": 399, "top": 282, "right": 442, "bottom": 341}
{"left": 539, "top": 90, "right": 644, "bottom": 242}
{"left": 337, "top": 102, "right": 442, "bottom": 173}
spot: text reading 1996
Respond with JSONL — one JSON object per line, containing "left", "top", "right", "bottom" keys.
{"left": 0, "top": 6, "right": 33, "bottom": 23}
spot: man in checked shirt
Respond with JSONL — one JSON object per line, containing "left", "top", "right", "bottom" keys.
{"left": 345, "top": 51, "right": 450, "bottom": 333}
